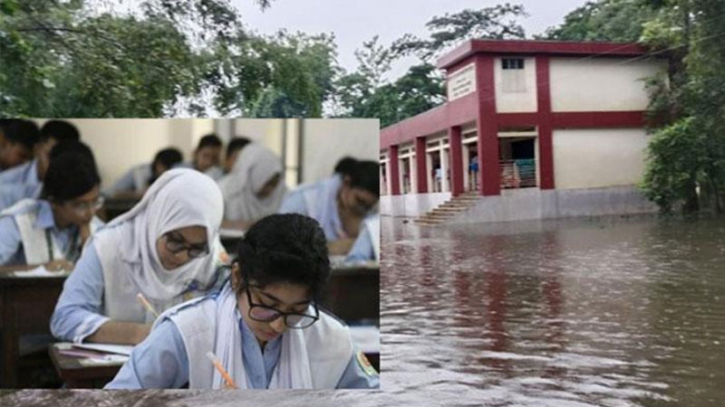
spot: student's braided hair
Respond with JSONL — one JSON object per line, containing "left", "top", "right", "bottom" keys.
{"left": 235, "top": 214, "right": 330, "bottom": 303}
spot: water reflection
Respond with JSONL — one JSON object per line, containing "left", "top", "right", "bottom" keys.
{"left": 381, "top": 215, "right": 725, "bottom": 406}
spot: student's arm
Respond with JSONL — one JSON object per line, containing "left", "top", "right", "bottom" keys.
{"left": 85, "top": 321, "right": 151, "bottom": 345}
{"left": 336, "top": 350, "right": 380, "bottom": 389}
{"left": 277, "top": 190, "right": 307, "bottom": 215}
{"left": 105, "top": 319, "right": 190, "bottom": 389}
{"left": 345, "top": 230, "right": 375, "bottom": 263}
{"left": 328, "top": 238, "right": 356, "bottom": 256}
{"left": 0, "top": 216, "right": 22, "bottom": 265}
{"left": 103, "top": 168, "right": 137, "bottom": 198}
{"left": 50, "top": 242, "right": 150, "bottom": 344}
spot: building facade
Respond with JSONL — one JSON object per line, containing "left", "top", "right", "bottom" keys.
{"left": 380, "top": 39, "right": 666, "bottom": 222}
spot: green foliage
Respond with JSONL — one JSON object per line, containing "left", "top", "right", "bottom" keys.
{"left": 334, "top": 5, "right": 526, "bottom": 125}
{"left": 542, "top": 0, "right": 657, "bottom": 42}
{"left": 0, "top": 0, "right": 337, "bottom": 118}
{"left": 640, "top": 0, "right": 725, "bottom": 214}
{"left": 392, "top": 4, "right": 528, "bottom": 61}
{"left": 334, "top": 63, "right": 444, "bottom": 127}
{"left": 641, "top": 118, "right": 703, "bottom": 214}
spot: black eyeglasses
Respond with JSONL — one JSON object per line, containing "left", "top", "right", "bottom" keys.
{"left": 163, "top": 232, "right": 209, "bottom": 259}
{"left": 245, "top": 284, "right": 319, "bottom": 329}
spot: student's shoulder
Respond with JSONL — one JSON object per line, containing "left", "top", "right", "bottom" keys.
{"left": 0, "top": 198, "right": 41, "bottom": 217}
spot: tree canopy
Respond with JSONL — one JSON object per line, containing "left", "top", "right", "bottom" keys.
{"left": 0, "top": 0, "right": 335, "bottom": 118}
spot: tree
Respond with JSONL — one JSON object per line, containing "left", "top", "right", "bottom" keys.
{"left": 541, "top": 0, "right": 656, "bottom": 42}
{"left": 0, "top": 0, "right": 343, "bottom": 117}
{"left": 640, "top": 0, "right": 725, "bottom": 214}
{"left": 333, "top": 5, "right": 527, "bottom": 125}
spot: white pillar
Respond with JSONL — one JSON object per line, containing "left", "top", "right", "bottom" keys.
{"left": 441, "top": 148, "right": 450, "bottom": 193}
{"left": 426, "top": 152, "right": 434, "bottom": 192}
{"left": 462, "top": 144, "right": 470, "bottom": 191}
{"left": 410, "top": 154, "right": 417, "bottom": 194}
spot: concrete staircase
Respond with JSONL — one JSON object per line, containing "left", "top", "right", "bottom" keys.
{"left": 414, "top": 191, "right": 481, "bottom": 226}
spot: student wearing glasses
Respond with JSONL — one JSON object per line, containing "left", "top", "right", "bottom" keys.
{"left": 0, "top": 150, "right": 104, "bottom": 271}
{"left": 51, "top": 169, "right": 228, "bottom": 345}
{"left": 279, "top": 158, "right": 380, "bottom": 256}
{"left": 106, "top": 214, "right": 379, "bottom": 389}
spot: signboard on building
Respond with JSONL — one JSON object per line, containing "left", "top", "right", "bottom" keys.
{"left": 447, "top": 63, "right": 476, "bottom": 101}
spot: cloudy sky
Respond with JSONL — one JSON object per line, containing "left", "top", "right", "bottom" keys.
{"left": 232, "top": 0, "right": 590, "bottom": 79}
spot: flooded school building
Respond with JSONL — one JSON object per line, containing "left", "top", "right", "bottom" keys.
{"left": 379, "top": 40, "right": 666, "bottom": 224}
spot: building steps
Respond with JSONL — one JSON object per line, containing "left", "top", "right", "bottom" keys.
{"left": 413, "top": 191, "right": 480, "bottom": 226}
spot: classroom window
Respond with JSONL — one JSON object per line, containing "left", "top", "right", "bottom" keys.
{"left": 501, "top": 58, "right": 526, "bottom": 93}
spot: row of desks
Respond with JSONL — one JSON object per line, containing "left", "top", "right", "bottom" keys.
{"left": 0, "top": 264, "right": 379, "bottom": 389}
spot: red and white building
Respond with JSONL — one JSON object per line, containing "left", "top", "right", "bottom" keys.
{"left": 380, "top": 39, "right": 666, "bottom": 222}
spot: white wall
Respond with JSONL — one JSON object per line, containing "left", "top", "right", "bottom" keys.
{"left": 550, "top": 57, "right": 665, "bottom": 112}
{"left": 494, "top": 57, "right": 538, "bottom": 113}
{"left": 231, "top": 119, "right": 285, "bottom": 154}
{"left": 47, "top": 119, "right": 213, "bottom": 189}
{"left": 302, "top": 119, "right": 379, "bottom": 184}
{"left": 553, "top": 128, "right": 649, "bottom": 189}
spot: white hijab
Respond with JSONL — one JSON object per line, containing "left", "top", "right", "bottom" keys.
{"left": 93, "top": 169, "right": 224, "bottom": 302}
{"left": 218, "top": 142, "right": 287, "bottom": 223}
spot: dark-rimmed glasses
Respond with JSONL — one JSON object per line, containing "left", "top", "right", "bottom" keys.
{"left": 163, "top": 232, "right": 209, "bottom": 259}
{"left": 245, "top": 284, "right": 319, "bottom": 329}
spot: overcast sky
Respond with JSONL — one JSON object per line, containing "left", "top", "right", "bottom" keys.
{"left": 232, "top": 0, "right": 590, "bottom": 79}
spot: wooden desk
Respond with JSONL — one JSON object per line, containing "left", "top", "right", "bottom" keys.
{"left": 325, "top": 264, "right": 379, "bottom": 323}
{"left": 219, "top": 228, "right": 245, "bottom": 254}
{"left": 100, "top": 198, "right": 139, "bottom": 221}
{"left": 48, "top": 344, "right": 123, "bottom": 389}
{"left": 0, "top": 271, "right": 68, "bottom": 388}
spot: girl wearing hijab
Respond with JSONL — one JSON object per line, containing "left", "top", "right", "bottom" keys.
{"left": 279, "top": 158, "right": 379, "bottom": 256}
{"left": 50, "top": 169, "right": 228, "bottom": 345}
{"left": 106, "top": 214, "right": 379, "bottom": 389}
{"left": 217, "top": 142, "right": 286, "bottom": 230}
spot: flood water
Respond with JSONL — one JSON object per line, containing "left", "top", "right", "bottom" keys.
{"left": 380, "top": 215, "right": 725, "bottom": 407}
{"left": 3, "top": 215, "right": 724, "bottom": 407}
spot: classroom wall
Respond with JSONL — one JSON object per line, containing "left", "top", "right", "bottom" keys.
{"left": 302, "top": 119, "right": 380, "bottom": 184}
{"left": 36, "top": 118, "right": 378, "bottom": 190}
{"left": 52, "top": 119, "right": 214, "bottom": 188}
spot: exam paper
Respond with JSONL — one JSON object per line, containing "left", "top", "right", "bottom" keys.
{"left": 220, "top": 228, "right": 245, "bottom": 238}
{"left": 72, "top": 343, "right": 134, "bottom": 356}
{"left": 11, "top": 266, "right": 71, "bottom": 277}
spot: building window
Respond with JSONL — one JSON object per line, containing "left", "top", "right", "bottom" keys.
{"left": 501, "top": 58, "right": 526, "bottom": 93}
{"left": 502, "top": 58, "right": 524, "bottom": 70}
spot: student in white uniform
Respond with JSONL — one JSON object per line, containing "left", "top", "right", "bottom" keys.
{"left": 187, "top": 134, "right": 224, "bottom": 181}
{"left": 103, "top": 147, "right": 183, "bottom": 198}
{"left": 0, "top": 151, "right": 103, "bottom": 270}
{"left": 106, "top": 214, "right": 379, "bottom": 389}
{"left": 0, "top": 120, "right": 81, "bottom": 210}
{"left": 218, "top": 141, "right": 286, "bottom": 230}
{"left": 279, "top": 159, "right": 379, "bottom": 256}
{"left": 346, "top": 214, "right": 380, "bottom": 263}
{"left": 221, "top": 137, "right": 251, "bottom": 175}
{"left": 50, "top": 169, "right": 228, "bottom": 345}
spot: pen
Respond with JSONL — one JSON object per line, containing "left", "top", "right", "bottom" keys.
{"left": 206, "top": 351, "right": 239, "bottom": 389}
{"left": 136, "top": 293, "right": 159, "bottom": 318}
